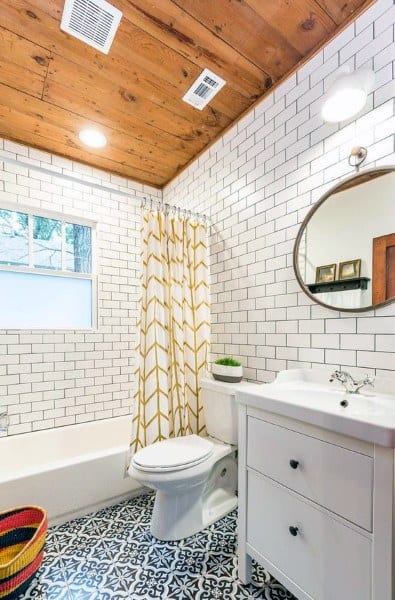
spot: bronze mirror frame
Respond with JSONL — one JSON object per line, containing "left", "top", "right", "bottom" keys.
{"left": 293, "top": 165, "right": 395, "bottom": 313}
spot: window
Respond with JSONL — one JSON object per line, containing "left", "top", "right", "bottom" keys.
{"left": 0, "top": 209, "right": 29, "bottom": 267}
{"left": 0, "top": 207, "right": 95, "bottom": 329}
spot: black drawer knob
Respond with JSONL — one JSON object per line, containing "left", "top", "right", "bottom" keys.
{"left": 289, "top": 526, "right": 299, "bottom": 537}
{"left": 289, "top": 459, "right": 299, "bottom": 469}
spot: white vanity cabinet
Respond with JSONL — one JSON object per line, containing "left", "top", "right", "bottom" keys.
{"left": 237, "top": 401, "right": 395, "bottom": 600}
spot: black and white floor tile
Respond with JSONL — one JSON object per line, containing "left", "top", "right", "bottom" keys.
{"left": 24, "top": 494, "right": 296, "bottom": 600}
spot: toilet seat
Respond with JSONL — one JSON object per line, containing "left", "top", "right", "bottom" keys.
{"left": 132, "top": 434, "right": 214, "bottom": 472}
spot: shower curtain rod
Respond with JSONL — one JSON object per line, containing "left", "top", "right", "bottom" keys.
{"left": 0, "top": 154, "right": 210, "bottom": 223}
{"left": 142, "top": 197, "right": 210, "bottom": 223}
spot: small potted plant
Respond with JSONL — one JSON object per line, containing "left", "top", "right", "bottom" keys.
{"left": 212, "top": 357, "right": 243, "bottom": 383}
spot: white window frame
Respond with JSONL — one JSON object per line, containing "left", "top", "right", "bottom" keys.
{"left": 0, "top": 202, "right": 98, "bottom": 330}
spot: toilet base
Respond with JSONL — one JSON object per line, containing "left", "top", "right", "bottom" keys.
{"left": 150, "top": 452, "right": 238, "bottom": 541}
{"left": 150, "top": 485, "right": 204, "bottom": 541}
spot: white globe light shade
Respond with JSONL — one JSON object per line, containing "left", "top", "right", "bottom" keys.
{"left": 321, "top": 68, "right": 374, "bottom": 123}
{"left": 78, "top": 128, "right": 107, "bottom": 148}
{"left": 322, "top": 87, "right": 367, "bottom": 123}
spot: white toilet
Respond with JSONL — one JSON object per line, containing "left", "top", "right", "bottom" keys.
{"left": 128, "top": 377, "right": 239, "bottom": 540}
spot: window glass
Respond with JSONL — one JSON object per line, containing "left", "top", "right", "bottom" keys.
{"left": 0, "top": 270, "right": 92, "bottom": 329}
{"left": 0, "top": 207, "right": 94, "bottom": 329}
{"left": 33, "top": 216, "right": 62, "bottom": 270}
{"left": 0, "top": 209, "right": 29, "bottom": 266}
{"left": 65, "top": 223, "right": 92, "bottom": 273}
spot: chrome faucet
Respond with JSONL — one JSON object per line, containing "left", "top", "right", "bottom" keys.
{"left": 0, "top": 411, "right": 9, "bottom": 433}
{"left": 329, "top": 370, "right": 375, "bottom": 394}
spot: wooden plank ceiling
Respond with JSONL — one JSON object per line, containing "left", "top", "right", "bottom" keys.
{"left": 0, "top": 0, "right": 374, "bottom": 188}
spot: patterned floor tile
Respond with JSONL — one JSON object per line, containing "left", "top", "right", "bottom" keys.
{"left": 23, "top": 494, "right": 296, "bottom": 600}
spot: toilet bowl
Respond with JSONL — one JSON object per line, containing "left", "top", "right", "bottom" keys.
{"left": 128, "top": 377, "right": 240, "bottom": 540}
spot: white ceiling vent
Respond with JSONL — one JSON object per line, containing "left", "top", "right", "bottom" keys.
{"left": 61, "top": 0, "right": 122, "bottom": 54}
{"left": 182, "top": 68, "right": 226, "bottom": 110}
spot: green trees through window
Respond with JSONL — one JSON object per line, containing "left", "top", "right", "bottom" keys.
{"left": 0, "top": 209, "right": 92, "bottom": 273}
{"left": 0, "top": 209, "right": 29, "bottom": 267}
{"left": 66, "top": 223, "right": 92, "bottom": 273}
{"left": 33, "top": 216, "right": 62, "bottom": 270}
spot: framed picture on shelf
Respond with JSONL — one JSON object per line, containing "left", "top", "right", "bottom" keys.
{"left": 339, "top": 259, "right": 361, "bottom": 280}
{"left": 315, "top": 263, "right": 336, "bottom": 284}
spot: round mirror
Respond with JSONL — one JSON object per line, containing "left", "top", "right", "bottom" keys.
{"left": 293, "top": 166, "right": 395, "bottom": 312}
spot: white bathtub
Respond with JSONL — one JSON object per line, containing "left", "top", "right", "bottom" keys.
{"left": 0, "top": 416, "right": 142, "bottom": 524}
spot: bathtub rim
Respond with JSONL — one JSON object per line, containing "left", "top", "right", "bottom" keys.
{"left": 0, "top": 415, "right": 133, "bottom": 484}
{"left": 0, "top": 444, "right": 131, "bottom": 485}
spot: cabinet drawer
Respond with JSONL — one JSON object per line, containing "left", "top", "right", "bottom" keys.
{"left": 247, "top": 471, "right": 371, "bottom": 600}
{"left": 247, "top": 417, "right": 373, "bottom": 530}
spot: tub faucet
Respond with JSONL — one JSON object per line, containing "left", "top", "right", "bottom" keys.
{"left": 329, "top": 370, "right": 375, "bottom": 394}
{"left": 0, "top": 411, "right": 9, "bottom": 433}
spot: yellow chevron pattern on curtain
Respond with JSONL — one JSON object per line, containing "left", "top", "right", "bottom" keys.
{"left": 131, "top": 207, "right": 209, "bottom": 452}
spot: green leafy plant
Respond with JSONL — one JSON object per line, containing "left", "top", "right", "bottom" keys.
{"left": 214, "top": 357, "right": 241, "bottom": 367}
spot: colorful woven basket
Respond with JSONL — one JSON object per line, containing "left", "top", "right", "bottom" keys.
{"left": 0, "top": 506, "right": 47, "bottom": 599}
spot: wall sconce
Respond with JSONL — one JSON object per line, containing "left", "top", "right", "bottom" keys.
{"left": 348, "top": 145, "right": 367, "bottom": 171}
{"left": 321, "top": 67, "right": 375, "bottom": 123}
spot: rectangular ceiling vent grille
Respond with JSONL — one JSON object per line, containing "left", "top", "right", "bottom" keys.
{"left": 182, "top": 68, "right": 226, "bottom": 110}
{"left": 61, "top": 0, "right": 122, "bottom": 54}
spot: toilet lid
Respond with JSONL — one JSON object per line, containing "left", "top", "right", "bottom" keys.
{"left": 132, "top": 434, "right": 214, "bottom": 472}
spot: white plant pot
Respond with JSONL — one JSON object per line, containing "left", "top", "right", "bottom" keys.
{"left": 212, "top": 363, "right": 243, "bottom": 383}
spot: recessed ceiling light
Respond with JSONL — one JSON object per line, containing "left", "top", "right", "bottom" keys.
{"left": 321, "top": 68, "right": 375, "bottom": 123}
{"left": 78, "top": 128, "right": 107, "bottom": 148}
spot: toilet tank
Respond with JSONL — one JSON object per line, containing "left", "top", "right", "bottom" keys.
{"left": 200, "top": 377, "right": 238, "bottom": 445}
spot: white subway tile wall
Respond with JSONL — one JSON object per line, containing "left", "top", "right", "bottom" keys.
{"left": 0, "top": 143, "right": 160, "bottom": 435}
{"left": 0, "top": 0, "right": 394, "bottom": 435}
{"left": 163, "top": 0, "right": 395, "bottom": 383}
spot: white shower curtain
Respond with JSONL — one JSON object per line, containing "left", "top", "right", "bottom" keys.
{"left": 131, "top": 207, "right": 209, "bottom": 452}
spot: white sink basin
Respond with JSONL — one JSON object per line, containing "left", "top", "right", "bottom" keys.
{"left": 237, "top": 369, "right": 395, "bottom": 447}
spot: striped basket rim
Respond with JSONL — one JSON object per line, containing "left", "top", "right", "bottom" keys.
{"left": 0, "top": 506, "right": 47, "bottom": 572}
{"left": 0, "top": 550, "right": 44, "bottom": 598}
